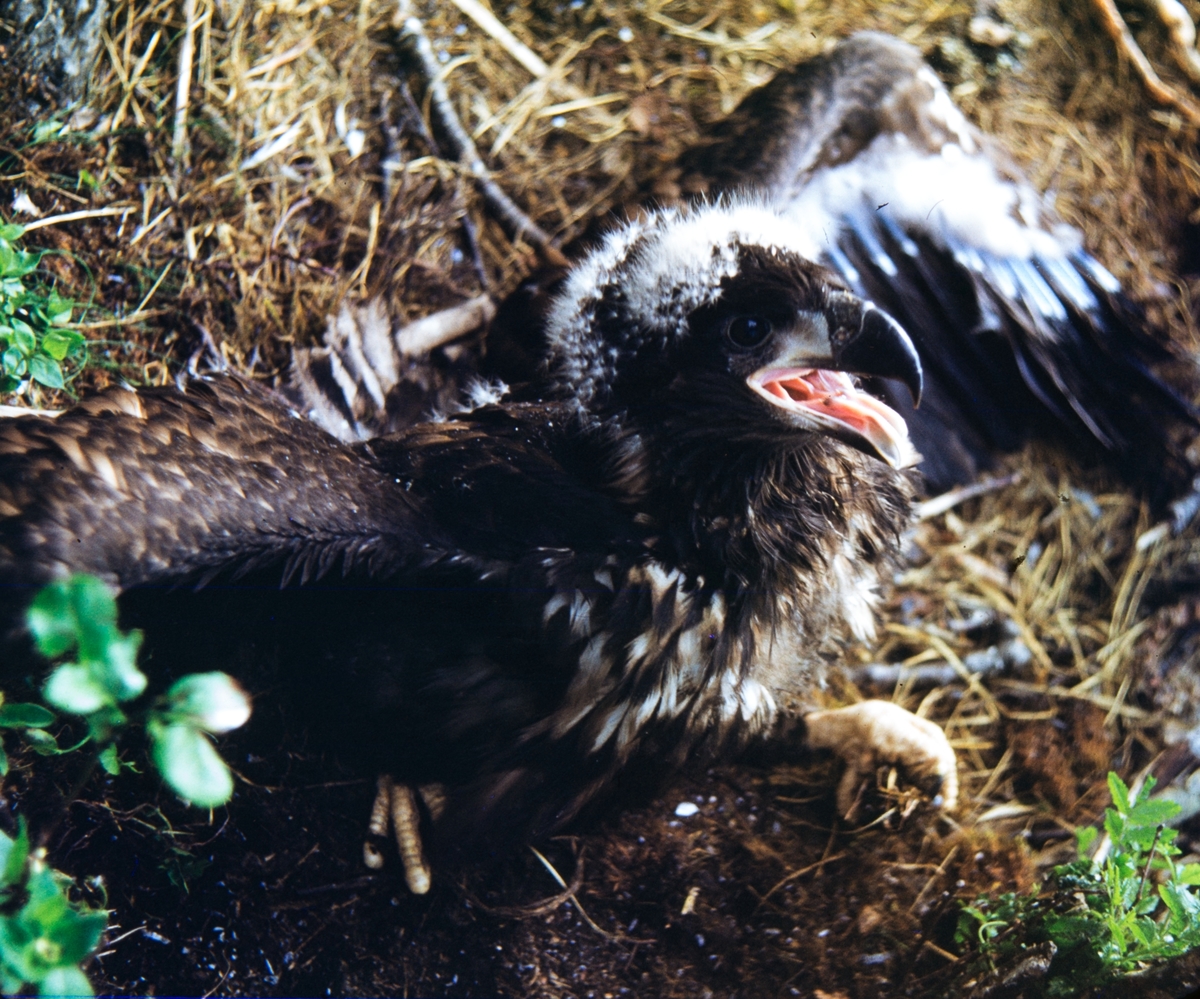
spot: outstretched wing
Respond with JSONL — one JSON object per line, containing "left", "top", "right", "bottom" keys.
{"left": 677, "top": 31, "right": 1197, "bottom": 492}
{"left": 0, "top": 377, "right": 431, "bottom": 594}
{"left": 0, "top": 379, "right": 633, "bottom": 604}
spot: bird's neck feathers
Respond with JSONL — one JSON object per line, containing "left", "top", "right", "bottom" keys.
{"left": 590, "top": 412, "right": 916, "bottom": 607}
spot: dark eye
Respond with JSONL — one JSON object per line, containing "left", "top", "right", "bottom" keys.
{"left": 725, "top": 315, "right": 773, "bottom": 348}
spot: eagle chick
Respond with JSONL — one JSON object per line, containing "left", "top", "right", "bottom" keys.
{"left": 0, "top": 203, "right": 955, "bottom": 893}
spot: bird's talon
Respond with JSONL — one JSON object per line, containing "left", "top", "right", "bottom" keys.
{"left": 805, "top": 700, "right": 958, "bottom": 816}
{"left": 362, "top": 774, "right": 434, "bottom": 893}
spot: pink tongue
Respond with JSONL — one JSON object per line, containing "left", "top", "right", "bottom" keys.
{"left": 762, "top": 369, "right": 914, "bottom": 466}
{"left": 777, "top": 371, "right": 890, "bottom": 433}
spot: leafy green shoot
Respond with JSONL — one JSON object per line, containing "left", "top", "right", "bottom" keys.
{"left": 0, "top": 224, "right": 86, "bottom": 395}
{"left": 957, "top": 772, "right": 1200, "bottom": 996}
{"left": 24, "top": 575, "right": 251, "bottom": 807}
{"left": 0, "top": 820, "right": 106, "bottom": 998}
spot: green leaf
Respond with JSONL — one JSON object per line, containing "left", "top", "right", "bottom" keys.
{"left": 38, "top": 964, "right": 93, "bottom": 998}
{"left": 97, "top": 745, "right": 119, "bottom": 777}
{"left": 1076, "top": 825, "right": 1098, "bottom": 858}
{"left": 22, "top": 728, "right": 59, "bottom": 755}
{"left": 0, "top": 224, "right": 26, "bottom": 241}
{"left": 1108, "top": 772, "right": 1131, "bottom": 814}
{"left": 1128, "top": 798, "right": 1182, "bottom": 828}
{"left": 149, "top": 722, "right": 234, "bottom": 808}
{"left": 164, "top": 673, "right": 251, "bottom": 734}
{"left": 0, "top": 742, "right": 9, "bottom": 778}
{"left": 29, "top": 355, "right": 64, "bottom": 390}
{"left": 94, "top": 631, "right": 145, "bottom": 703}
{"left": 0, "top": 704, "right": 55, "bottom": 729}
{"left": 1160, "top": 884, "right": 1188, "bottom": 931}
{"left": 47, "top": 307, "right": 74, "bottom": 329}
{"left": 43, "top": 666, "right": 109, "bottom": 716}
{"left": 1178, "top": 863, "right": 1200, "bottom": 886}
{"left": 24, "top": 868, "right": 70, "bottom": 928}
{"left": 1, "top": 819, "right": 29, "bottom": 886}
{"left": 1104, "top": 808, "right": 1125, "bottom": 844}
{"left": 10, "top": 326, "right": 35, "bottom": 355}
{"left": 39, "top": 333, "right": 73, "bottom": 362}
{"left": 32, "top": 120, "right": 64, "bottom": 144}
{"left": 26, "top": 581, "right": 79, "bottom": 658}
{"left": 46, "top": 908, "right": 106, "bottom": 966}
{"left": 0, "top": 918, "right": 38, "bottom": 983}
{"left": 3, "top": 347, "right": 25, "bottom": 377}
{"left": 1128, "top": 917, "right": 1152, "bottom": 948}
{"left": 1, "top": 965, "right": 25, "bottom": 995}
{"left": 0, "top": 831, "right": 16, "bottom": 888}
{"left": 64, "top": 578, "right": 118, "bottom": 662}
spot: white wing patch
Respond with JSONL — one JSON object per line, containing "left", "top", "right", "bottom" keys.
{"left": 785, "top": 133, "right": 1071, "bottom": 263}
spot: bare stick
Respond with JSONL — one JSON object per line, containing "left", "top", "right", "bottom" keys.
{"left": 396, "top": 81, "right": 490, "bottom": 288}
{"left": 448, "top": 0, "right": 548, "bottom": 77}
{"left": 18, "top": 207, "right": 131, "bottom": 233}
{"left": 915, "top": 472, "right": 1022, "bottom": 521}
{"left": 396, "top": 7, "right": 569, "bottom": 267}
{"left": 173, "top": 0, "right": 199, "bottom": 165}
{"left": 395, "top": 295, "right": 496, "bottom": 356}
{"left": 1090, "top": 0, "right": 1200, "bottom": 124}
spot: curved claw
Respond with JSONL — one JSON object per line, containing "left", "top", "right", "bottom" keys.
{"left": 804, "top": 700, "right": 958, "bottom": 818}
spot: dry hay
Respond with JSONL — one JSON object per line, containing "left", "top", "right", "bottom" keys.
{"left": 4, "top": 0, "right": 1200, "bottom": 994}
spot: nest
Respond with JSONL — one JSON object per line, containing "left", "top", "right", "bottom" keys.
{"left": 3, "top": 0, "right": 1200, "bottom": 995}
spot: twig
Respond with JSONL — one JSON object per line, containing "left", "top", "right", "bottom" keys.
{"left": 1089, "top": 0, "right": 1200, "bottom": 125}
{"left": 131, "top": 260, "right": 175, "bottom": 318}
{"left": 396, "top": 81, "right": 489, "bottom": 288}
{"left": 17, "top": 207, "right": 131, "bottom": 233}
{"left": 352, "top": 202, "right": 381, "bottom": 297}
{"left": 173, "top": 0, "right": 199, "bottom": 166}
{"left": 908, "top": 845, "right": 959, "bottom": 914}
{"left": 129, "top": 206, "right": 174, "bottom": 246}
{"left": 1133, "top": 824, "right": 1164, "bottom": 906}
{"left": 529, "top": 846, "right": 620, "bottom": 941}
{"left": 396, "top": 7, "right": 568, "bottom": 267}
{"left": 244, "top": 36, "right": 315, "bottom": 79}
{"left": 755, "top": 852, "right": 848, "bottom": 909}
{"left": 107, "top": 28, "right": 163, "bottom": 136}
{"left": 916, "top": 472, "right": 1022, "bottom": 521}
{"left": 101, "top": 924, "right": 150, "bottom": 948}
{"left": 448, "top": 0, "right": 549, "bottom": 77}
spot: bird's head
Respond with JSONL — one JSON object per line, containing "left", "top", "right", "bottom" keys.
{"left": 544, "top": 203, "right": 921, "bottom": 470}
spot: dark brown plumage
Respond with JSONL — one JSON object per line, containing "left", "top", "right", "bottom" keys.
{"left": 0, "top": 203, "right": 956, "bottom": 890}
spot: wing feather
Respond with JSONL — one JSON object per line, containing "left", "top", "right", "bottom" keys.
{"left": 677, "top": 31, "right": 1198, "bottom": 492}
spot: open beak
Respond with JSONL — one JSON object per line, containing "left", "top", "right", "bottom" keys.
{"left": 748, "top": 295, "right": 922, "bottom": 469}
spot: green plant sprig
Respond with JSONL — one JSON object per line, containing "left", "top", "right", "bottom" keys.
{"left": 25, "top": 575, "right": 251, "bottom": 808}
{"left": 0, "top": 576, "right": 254, "bottom": 995}
{"left": 0, "top": 224, "right": 86, "bottom": 394}
{"left": 0, "top": 820, "right": 106, "bottom": 998}
{"left": 957, "top": 771, "right": 1200, "bottom": 996}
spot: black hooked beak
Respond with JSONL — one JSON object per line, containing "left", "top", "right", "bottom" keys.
{"left": 825, "top": 291, "right": 923, "bottom": 406}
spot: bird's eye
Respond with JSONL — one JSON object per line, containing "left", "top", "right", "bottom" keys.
{"left": 725, "top": 315, "right": 773, "bottom": 348}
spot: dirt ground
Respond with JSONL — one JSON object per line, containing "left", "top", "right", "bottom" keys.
{"left": 5, "top": 0, "right": 1200, "bottom": 996}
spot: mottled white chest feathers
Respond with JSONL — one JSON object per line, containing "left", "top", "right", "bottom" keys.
{"left": 543, "top": 542, "right": 884, "bottom": 760}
